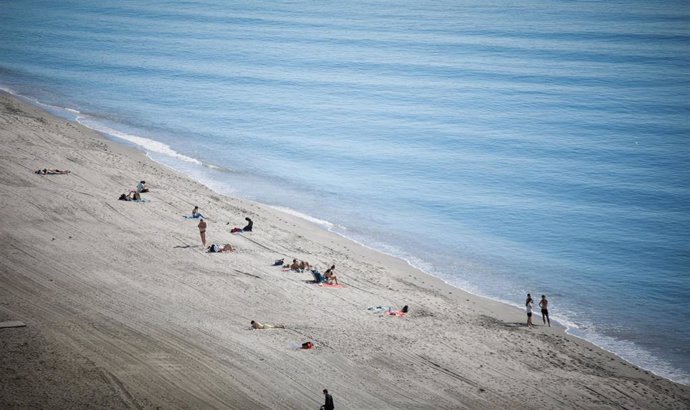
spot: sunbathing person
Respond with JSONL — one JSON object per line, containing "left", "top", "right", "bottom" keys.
{"left": 324, "top": 264, "right": 338, "bottom": 285}
{"left": 118, "top": 191, "right": 141, "bottom": 201}
{"left": 206, "top": 244, "right": 234, "bottom": 253}
{"left": 36, "top": 168, "right": 70, "bottom": 175}
{"left": 289, "top": 259, "right": 311, "bottom": 272}
{"left": 250, "top": 320, "right": 285, "bottom": 330}
{"left": 290, "top": 259, "right": 301, "bottom": 271}
{"left": 311, "top": 269, "right": 326, "bottom": 284}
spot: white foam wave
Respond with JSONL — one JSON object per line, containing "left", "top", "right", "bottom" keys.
{"left": 267, "top": 205, "right": 335, "bottom": 228}
{"left": 0, "top": 85, "right": 18, "bottom": 95}
{"left": 75, "top": 116, "right": 201, "bottom": 165}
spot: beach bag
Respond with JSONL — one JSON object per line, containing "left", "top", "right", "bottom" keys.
{"left": 230, "top": 227, "right": 242, "bottom": 233}
{"left": 402, "top": 305, "right": 409, "bottom": 313}
{"left": 273, "top": 259, "right": 284, "bottom": 266}
{"left": 302, "top": 341, "right": 314, "bottom": 349}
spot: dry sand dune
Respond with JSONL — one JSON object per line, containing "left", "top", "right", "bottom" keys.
{"left": 1, "top": 91, "right": 689, "bottom": 409}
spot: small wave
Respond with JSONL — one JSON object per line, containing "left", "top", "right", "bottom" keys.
{"left": 75, "top": 116, "right": 202, "bottom": 165}
{"left": 0, "top": 86, "right": 82, "bottom": 117}
{"left": 0, "top": 85, "right": 18, "bottom": 95}
{"left": 566, "top": 327, "right": 690, "bottom": 386}
{"left": 267, "top": 205, "right": 335, "bottom": 228}
{"left": 204, "top": 162, "right": 235, "bottom": 173}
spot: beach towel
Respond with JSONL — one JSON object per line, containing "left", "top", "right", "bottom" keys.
{"left": 367, "top": 306, "right": 393, "bottom": 314}
{"left": 131, "top": 198, "right": 150, "bottom": 203}
{"left": 318, "top": 283, "right": 343, "bottom": 288}
{"left": 183, "top": 215, "right": 203, "bottom": 219}
{"left": 386, "top": 310, "right": 405, "bottom": 317}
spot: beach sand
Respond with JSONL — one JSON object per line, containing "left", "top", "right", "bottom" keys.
{"left": 1, "top": 91, "right": 688, "bottom": 409}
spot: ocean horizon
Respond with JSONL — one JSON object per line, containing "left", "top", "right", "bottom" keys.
{"left": 1, "top": 0, "right": 688, "bottom": 385}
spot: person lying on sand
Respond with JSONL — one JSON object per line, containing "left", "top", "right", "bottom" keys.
{"left": 118, "top": 191, "right": 141, "bottom": 201}
{"left": 289, "top": 259, "right": 311, "bottom": 272}
{"left": 324, "top": 264, "right": 338, "bottom": 285}
{"left": 35, "top": 168, "right": 70, "bottom": 175}
{"left": 311, "top": 269, "right": 326, "bottom": 284}
{"left": 250, "top": 320, "right": 285, "bottom": 330}
{"left": 207, "top": 243, "right": 234, "bottom": 253}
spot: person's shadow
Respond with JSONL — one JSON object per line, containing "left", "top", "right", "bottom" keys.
{"left": 173, "top": 244, "right": 194, "bottom": 249}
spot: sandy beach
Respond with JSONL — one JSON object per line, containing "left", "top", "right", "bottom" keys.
{"left": 1, "top": 91, "right": 688, "bottom": 409}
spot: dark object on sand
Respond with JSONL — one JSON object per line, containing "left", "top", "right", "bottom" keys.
{"left": 243, "top": 217, "right": 253, "bottom": 232}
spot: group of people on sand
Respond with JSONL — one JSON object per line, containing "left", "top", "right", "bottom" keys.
{"left": 525, "top": 293, "right": 550, "bottom": 328}
{"left": 276, "top": 258, "right": 339, "bottom": 285}
{"left": 191, "top": 206, "right": 254, "bottom": 253}
{"left": 288, "top": 258, "right": 311, "bottom": 272}
{"left": 306, "top": 264, "right": 338, "bottom": 285}
{"left": 118, "top": 180, "right": 149, "bottom": 201}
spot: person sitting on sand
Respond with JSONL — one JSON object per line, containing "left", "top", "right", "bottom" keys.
{"left": 250, "top": 320, "right": 285, "bottom": 330}
{"left": 137, "top": 180, "right": 149, "bottom": 193}
{"left": 289, "top": 259, "right": 311, "bottom": 272}
{"left": 191, "top": 206, "right": 204, "bottom": 219}
{"left": 36, "top": 168, "right": 70, "bottom": 175}
{"left": 324, "top": 264, "right": 338, "bottom": 285}
{"left": 243, "top": 217, "right": 253, "bottom": 232}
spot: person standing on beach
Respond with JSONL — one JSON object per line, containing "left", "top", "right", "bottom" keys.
{"left": 539, "top": 295, "right": 550, "bottom": 327}
{"left": 526, "top": 293, "right": 534, "bottom": 328}
{"left": 321, "top": 389, "right": 334, "bottom": 410}
{"left": 198, "top": 218, "right": 207, "bottom": 247}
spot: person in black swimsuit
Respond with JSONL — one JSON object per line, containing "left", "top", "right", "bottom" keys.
{"left": 539, "top": 295, "right": 550, "bottom": 327}
{"left": 242, "top": 217, "right": 253, "bottom": 232}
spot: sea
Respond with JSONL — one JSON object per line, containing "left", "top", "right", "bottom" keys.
{"left": 1, "top": 0, "right": 688, "bottom": 385}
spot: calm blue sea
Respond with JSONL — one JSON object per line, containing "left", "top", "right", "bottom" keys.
{"left": 1, "top": 0, "right": 689, "bottom": 384}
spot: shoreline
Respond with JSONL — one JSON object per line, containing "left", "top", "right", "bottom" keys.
{"left": 2, "top": 88, "right": 682, "bottom": 383}
{"left": 1, "top": 90, "right": 689, "bottom": 408}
